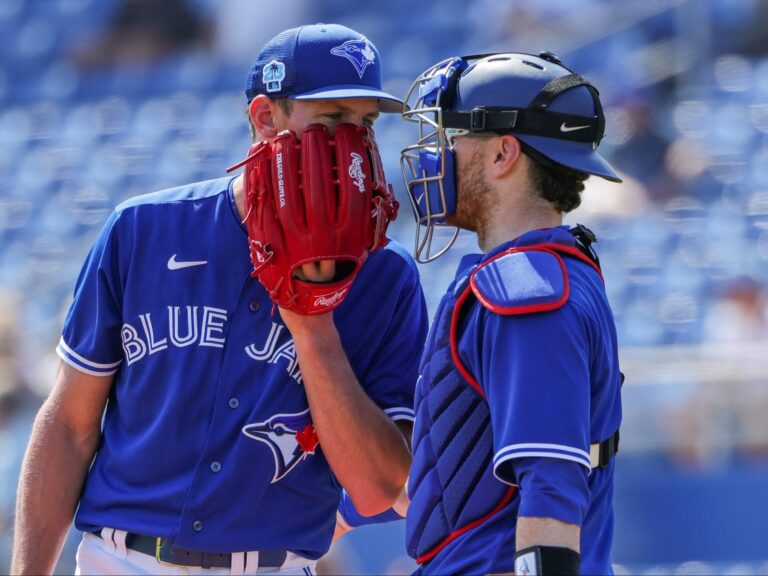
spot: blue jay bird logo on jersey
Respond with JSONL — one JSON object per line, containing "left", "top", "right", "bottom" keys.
{"left": 262, "top": 60, "right": 286, "bottom": 93}
{"left": 330, "top": 39, "right": 375, "bottom": 78}
{"left": 242, "top": 409, "right": 319, "bottom": 483}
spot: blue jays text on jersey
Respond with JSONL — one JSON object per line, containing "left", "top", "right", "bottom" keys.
{"left": 406, "top": 227, "right": 622, "bottom": 575}
{"left": 56, "top": 176, "right": 429, "bottom": 559}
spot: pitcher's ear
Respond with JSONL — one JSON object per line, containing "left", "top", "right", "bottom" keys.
{"left": 249, "top": 95, "right": 280, "bottom": 139}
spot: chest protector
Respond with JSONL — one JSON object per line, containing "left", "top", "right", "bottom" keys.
{"left": 407, "top": 229, "right": 616, "bottom": 564}
{"left": 406, "top": 270, "right": 517, "bottom": 563}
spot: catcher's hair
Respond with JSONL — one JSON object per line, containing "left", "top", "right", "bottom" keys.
{"left": 247, "top": 97, "right": 294, "bottom": 142}
{"left": 526, "top": 157, "right": 589, "bottom": 214}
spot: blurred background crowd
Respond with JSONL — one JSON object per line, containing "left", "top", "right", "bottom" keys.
{"left": 1, "top": 0, "right": 768, "bottom": 574}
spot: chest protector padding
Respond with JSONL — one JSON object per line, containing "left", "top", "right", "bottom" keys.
{"left": 407, "top": 279, "right": 510, "bottom": 560}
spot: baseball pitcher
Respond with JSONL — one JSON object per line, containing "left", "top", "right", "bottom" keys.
{"left": 11, "top": 23, "right": 427, "bottom": 576}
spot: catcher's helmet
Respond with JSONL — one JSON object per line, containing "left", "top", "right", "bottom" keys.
{"left": 400, "top": 51, "right": 622, "bottom": 262}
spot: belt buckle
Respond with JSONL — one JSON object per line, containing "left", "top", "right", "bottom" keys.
{"left": 155, "top": 537, "right": 185, "bottom": 568}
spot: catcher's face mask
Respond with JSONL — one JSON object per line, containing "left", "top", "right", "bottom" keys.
{"left": 400, "top": 51, "right": 620, "bottom": 263}
{"left": 400, "top": 56, "right": 466, "bottom": 263}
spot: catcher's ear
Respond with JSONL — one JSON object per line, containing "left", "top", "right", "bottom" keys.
{"left": 248, "top": 95, "right": 280, "bottom": 139}
{"left": 488, "top": 134, "right": 523, "bottom": 180}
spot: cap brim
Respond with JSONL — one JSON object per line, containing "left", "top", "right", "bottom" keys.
{"left": 292, "top": 85, "right": 404, "bottom": 113}
{"left": 518, "top": 134, "right": 623, "bottom": 183}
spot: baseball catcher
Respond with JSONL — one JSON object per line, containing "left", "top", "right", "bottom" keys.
{"left": 401, "top": 51, "right": 623, "bottom": 576}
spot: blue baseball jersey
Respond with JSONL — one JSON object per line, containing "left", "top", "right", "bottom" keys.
{"left": 56, "top": 176, "right": 428, "bottom": 559}
{"left": 407, "top": 226, "right": 622, "bottom": 575}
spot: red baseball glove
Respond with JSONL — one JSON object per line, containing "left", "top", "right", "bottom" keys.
{"left": 228, "top": 124, "right": 398, "bottom": 315}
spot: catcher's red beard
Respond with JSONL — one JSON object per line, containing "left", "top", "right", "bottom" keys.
{"left": 449, "top": 147, "right": 494, "bottom": 234}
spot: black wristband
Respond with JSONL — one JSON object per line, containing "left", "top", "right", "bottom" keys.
{"left": 514, "top": 545, "right": 580, "bottom": 575}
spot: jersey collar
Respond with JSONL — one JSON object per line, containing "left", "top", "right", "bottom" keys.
{"left": 481, "top": 226, "right": 577, "bottom": 263}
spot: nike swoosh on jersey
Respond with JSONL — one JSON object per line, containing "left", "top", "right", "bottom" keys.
{"left": 560, "top": 123, "right": 590, "bottom": 132}
{"left": 167, "top": 254, "right": 208, "bottom": 270}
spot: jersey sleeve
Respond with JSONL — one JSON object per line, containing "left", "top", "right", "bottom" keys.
{"left": 468, "top": 302, "right": 593, "bottom": 478}
{"left": 461, "top": 303, "right": 593, "bottom": 524}
{"left": 337, "top": 488, "right": 404, "bottom": 528}
{"left": 56, "top": 210, "right": 126, "bottom": 376}
{"left": 359, "top": 253, "right": 429, "bottom": 424}
{"left": 511, "top": 456, "right": 590, "bottom": 525}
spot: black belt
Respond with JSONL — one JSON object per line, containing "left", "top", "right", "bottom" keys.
{"left": 92, "top": 530, "right": 288, "bottom": 569}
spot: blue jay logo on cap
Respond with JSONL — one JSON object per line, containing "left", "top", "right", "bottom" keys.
{"left": 330, "top": 39, "right": 375, "bottom": 78}
{"left": 263, "top": 60, "right": 286, "bottom": 93}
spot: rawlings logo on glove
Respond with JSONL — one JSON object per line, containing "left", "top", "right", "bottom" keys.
{"left": 348, "top": 152, "right": 366, "bottom": 192}
{"left": 228, "top": 124, "right": 398, "bottom": 315}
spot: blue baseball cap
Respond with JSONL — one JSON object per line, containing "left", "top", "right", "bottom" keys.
{"left": 451, "top": 53, "right": 622, "bottom": 182}
{"left": 245, "top": 23, "right": 403, "bottom": 113}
